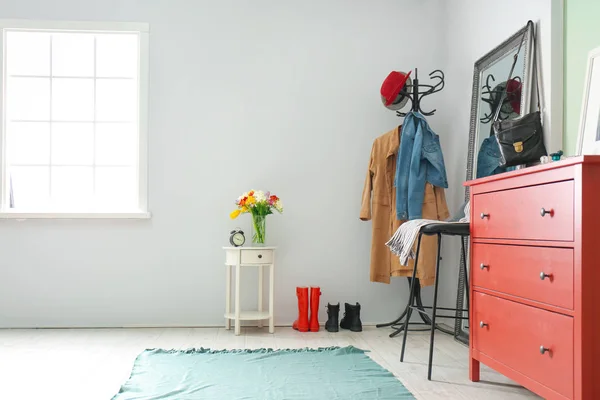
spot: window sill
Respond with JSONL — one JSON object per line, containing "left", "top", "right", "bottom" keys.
{"left": 0, "top": 210, "right": 152, "bottom": 220}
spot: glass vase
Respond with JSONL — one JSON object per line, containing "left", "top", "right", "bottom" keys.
{"left": 251, "top": 213, "right": 267, "bottom": 246}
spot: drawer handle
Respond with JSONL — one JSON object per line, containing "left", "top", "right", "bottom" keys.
{"left": 480, "top": 263, "right": 489, "bottom": 270}
{"left": 479, "top": 321, "right": 488, "bottom": 328}
{"left": 540, "top": 272, "right": 553, "bottom": 281}
{"left": 540, "top": 208, "right": 553, "bottom": 217}
{"left": 480, "top": 213, "right": 489, "bottom": 219}
{"left": 258, "top": 254, "right": 263, "bottom": 259}
{"left": 540, "top": 346, "right": 550, "bottom": 355}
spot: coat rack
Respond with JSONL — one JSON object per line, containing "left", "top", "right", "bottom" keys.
{"left": 377, "top": 67, "right": 453, "bottom": 338}
{"left": 396, "top": 68, "right": 445, "bottom": 117}
{"left": 480, "top": 73, "right": 522, "bottom": 124}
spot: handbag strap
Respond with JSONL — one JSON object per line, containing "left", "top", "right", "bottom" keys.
{"left": 493, "top": 20, "right": 539, "bottom": 124}
{"left": 531, "top": 22, "right": 542, "bottom": 115}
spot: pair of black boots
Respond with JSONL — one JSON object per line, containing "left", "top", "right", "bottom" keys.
{"left": 325, "top": 302, "right": 362, "bottom": 333}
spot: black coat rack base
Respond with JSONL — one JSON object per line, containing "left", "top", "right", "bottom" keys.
{"left": 377, "top": 277, "right": 454, "bottom": 337}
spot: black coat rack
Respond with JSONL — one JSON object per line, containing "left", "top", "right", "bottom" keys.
{"left": 377, "top": 68, "right": 453, "bottom": 338}
{"left": 480, "top": 73, "right": 522, "bottom": 124}
{"left": 396, "top": 68, "right": 445, "bottom": 117}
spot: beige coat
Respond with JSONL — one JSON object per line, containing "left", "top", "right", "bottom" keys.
{"left": 360, "top": 126, "right": 450, "bottom": 286}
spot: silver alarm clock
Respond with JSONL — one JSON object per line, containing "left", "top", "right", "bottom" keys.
{"left": 229, "top": 228, "right": 245, "bottom": 247}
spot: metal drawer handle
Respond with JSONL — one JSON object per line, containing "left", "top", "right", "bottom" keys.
{"left": 479, "top": 321, "right": 488, "bottom": 328}
{"left": 540, "top": 208, "right": 553, "bottom": 217}
{"left": 540, "top": 346, "right": 550, "bottom": 355}
{"left": 480, "top": 213, "right": 489, "bottom": 219}
{"left": 480, "top": 263, "right": 489, "bottom": 270}
{"left": 258, "top": 254, "right": 263, "bottom": 259}
{"left": 540, "top": 272, "right": 552, "bottom": 281}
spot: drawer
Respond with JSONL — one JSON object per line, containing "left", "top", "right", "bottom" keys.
{"left": 241, "top": 249, "right": 273, "bottom": 264}
{"left": 473, "top": 292, "right": 573, "bottom": 399}
{"left": 472, "top": 244, "right": 573, "bottom": 309}
{"left": 472, "top": 180, "right": 574, "bottom": 241}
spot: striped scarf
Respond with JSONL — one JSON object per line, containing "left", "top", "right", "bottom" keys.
{"left": 386, "top": 202, "right": 470, "bottom": 266}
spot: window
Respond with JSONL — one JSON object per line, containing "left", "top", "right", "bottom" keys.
{"left": 0, "top": 20, "right": 149, "bottom": 218}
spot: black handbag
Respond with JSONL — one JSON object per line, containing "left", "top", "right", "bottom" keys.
{"left": 493, "top": 21, "right": 547, "bottom": 167}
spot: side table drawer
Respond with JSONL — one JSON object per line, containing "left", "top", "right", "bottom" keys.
{"left": 472, "top": 180, "right": 574, "bottom": 241}
{"left": 472, "top": 243, "right": 574, "bottom": 309}
{"left": 473, "top": 292, "right": 573, "bottom": 399}
{"left": 241, "top": 249, "right": 273, "bottom": 264}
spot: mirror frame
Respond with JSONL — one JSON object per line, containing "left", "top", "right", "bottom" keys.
{"left": 454, "top": 23, "right": 535, "bottom": 345}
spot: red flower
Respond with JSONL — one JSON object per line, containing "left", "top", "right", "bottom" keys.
{"left": 248, "top": 191, "right": 255, "bottom": 197}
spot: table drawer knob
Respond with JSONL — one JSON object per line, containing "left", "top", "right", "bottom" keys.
{"left": 258, "top": 254, "right": 263, "bottom": 259}
{"left": 540, "top": 272, "right": 552, "bottom": 281}
{"left": 540, "top": 346, "right": 550, "bottom": 355}
{"left": 480, "top": 263, "right": 489, "bottom": 270}
{"left": 540, "top": 208, "right": 553, "bottom": 217}
{"left": 479, "top": 321, "right": 488, "bottom": 328}
{"left": 480, "top": 213, "right": 489, "bottom": 219}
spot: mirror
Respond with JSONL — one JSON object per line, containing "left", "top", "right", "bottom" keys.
{"left": 454, "top": 23, "right": 535, "bottom": 345}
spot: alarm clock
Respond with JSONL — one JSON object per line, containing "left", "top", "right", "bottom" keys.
{"left": 229, "top": 228, "right": 245, "bottom": 247}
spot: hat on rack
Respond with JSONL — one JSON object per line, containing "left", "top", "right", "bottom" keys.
{"left": 505, "top": 78, "right": 522, "bottom": 114}
{"left": 489, "top": 78, "right": 522, "bottom": 118}
{"left": 380, "top": 70, "right": 412, "bottom": 110}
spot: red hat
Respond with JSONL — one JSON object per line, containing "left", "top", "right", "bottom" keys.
{"left": 506, "top": 78, "right": 522, "bottom": 114}
{"left": 380, "top": 70, "right": 412, "bottom": 107}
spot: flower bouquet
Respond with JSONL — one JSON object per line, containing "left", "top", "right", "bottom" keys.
{"left": 230, "top": 190, "right": 283, "bottom": 245}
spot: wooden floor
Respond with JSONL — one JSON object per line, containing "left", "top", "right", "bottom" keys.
{"left": 0, "top": 326, "right": 539, "bottom": 400}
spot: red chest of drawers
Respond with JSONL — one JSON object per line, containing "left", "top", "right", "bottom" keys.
{"left": 465, "top": 156, "right": 600, "bottom": 400}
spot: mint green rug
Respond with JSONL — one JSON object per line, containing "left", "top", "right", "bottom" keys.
{"left": 112, "top": 346, "right": 414, "bottom": 400}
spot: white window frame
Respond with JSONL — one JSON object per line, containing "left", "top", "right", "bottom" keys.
{"left": 0, "top": 19, "right": 150, "bottom": 219}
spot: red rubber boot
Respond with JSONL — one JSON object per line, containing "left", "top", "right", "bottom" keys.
{"left": 292, "top": 287, "right": 309, "bottom": 332}
{"left": 309, "top": 286, "right": 321, "bottom": 332}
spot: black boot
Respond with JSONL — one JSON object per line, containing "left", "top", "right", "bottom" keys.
{"left": 340, "top": 302, "right": 362, "bottom": 332}
{"left": 325, "top": 303, "right": 340, "bottom": 333}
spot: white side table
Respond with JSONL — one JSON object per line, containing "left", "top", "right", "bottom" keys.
{"left": 223, "top": 246, "right": 276, "bottom": 336}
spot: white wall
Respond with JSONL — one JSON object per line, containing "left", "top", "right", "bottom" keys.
{"left": 0, "top": 0, "right": 563, "bottom": 329}
{"left": 0, "top": 0, "right": 447, "bottom": 328}
{"left": 435, "top": 0, "right": 562, "bottom": 313}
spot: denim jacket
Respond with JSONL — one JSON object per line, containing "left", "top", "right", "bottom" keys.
{"left": 476, "top": 136, "right": 515, "bottom": 179}
{"left": 395, "top": 112, "right": 448, "bottom": 220}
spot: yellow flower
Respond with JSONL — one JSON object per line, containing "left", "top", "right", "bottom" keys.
{"left": 230, "top": 209, "right": 241, "bottom": 219}
{"left": 241, "top": 206, "right": 249, "bottom": 213}
{"left": 246, "top": 196, "right": 256, "bottom": 205}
